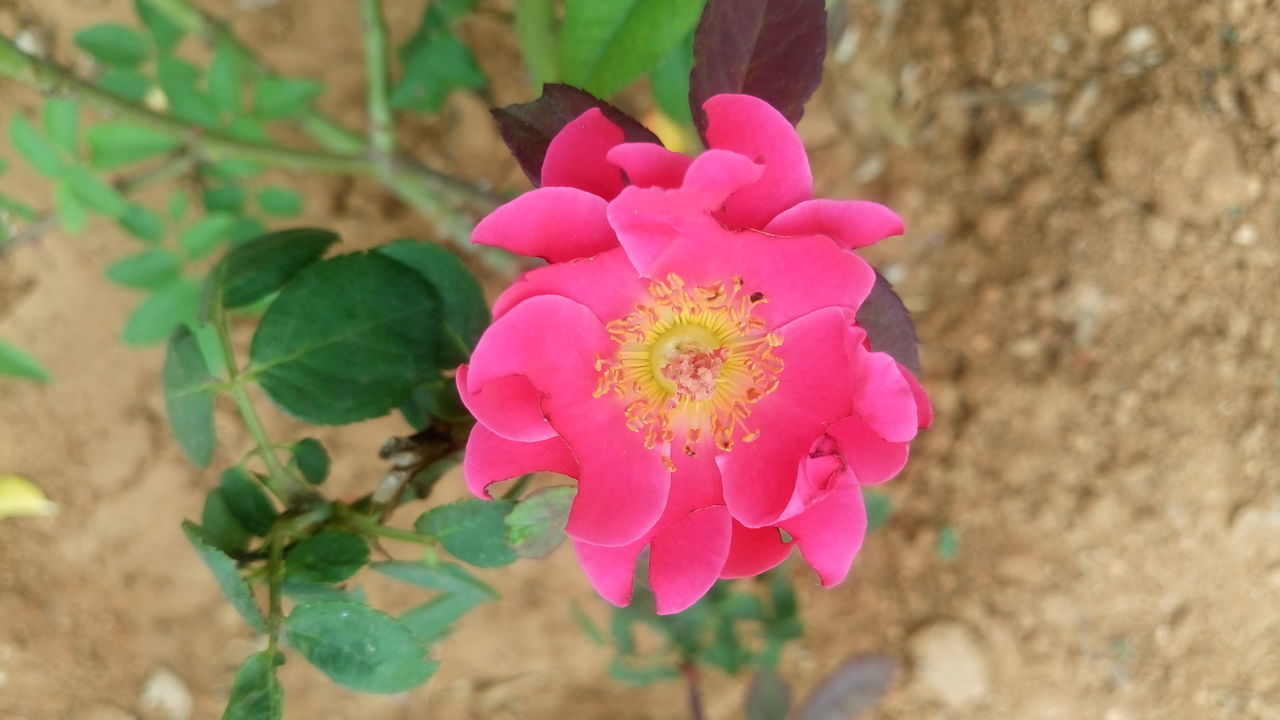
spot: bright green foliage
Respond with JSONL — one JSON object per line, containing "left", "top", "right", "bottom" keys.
{"left": 42, "top": 98, "right": 79, "bottom": 155}
{"left": 180, "top": 213, "right": 238, "bottom": 259}
{"left": 54, "top": 182, "right": 87, "bottom": 234}
{"left": 87, "top": 121, "right": 181, "bottom": 170}
{"left": 219, "top": 467, "right": 277, "bottom": 536}
{"left": 560, "top": 0, "right": 706, "bottom": 98}
{"left": 106, "top": 248, "right": 182, "bottom": 289}
{"left": 135, "top": 0, "right": 184, "bottom": 53}
{"left": 291, "top": 438, "right": 330, "bottom": 485}
{"left": 123, "top": 279, "right": 200, "bottom": 345}
{"left": 65, "top": 166, "right": 129, "bottom": 217}
{"left": 208, "top": 46, "right": 245, "bottom": 118}
{"left": 74, "top": 24, "right": 150, "bottom": 68}
{"left": 119, "top": 204, "right": 165, "bottom": 242}
{"left": 221, "top": 651, "right": 284, "bottom": 720}
{"left": 201, "top": 488, "right": 252, "bottom": 555}
{"left": 377, "top": 239, "right": 488, "bottom": 367}
{"left": 96, "top": 68, "right": 151, "bottom": 102}
{"left": 650, "top": 32, "right": 696, "bottom": 123}
{"left": 182, "top": 521, "right": 268, "bottom": 633}
{"left": 252, "top": 77, "right": 323, "bottom": 120}
{"left": 504, "top": 485, "right": 575, "bottom": 558}
{"left": 247, "top": 253, "right": 442, "bottom": 425}
{"left": 256, "top": 187, "right": 302, "bottom": 217}
{"left": 10, "top": 114, "right": 63, "bottom": 177}
{"left": 515, "top": 0, "right": 559, "bottom": 88}
{"left": 203, "top": 184, "right": 246, "bottom": 213}
{"left": 373, "top": 562, "right": 497, "bottom": 644}
{"left": 285, "top": 531, "right": 369, "bottom": 583}
{"left": 157, "top": 56, "right": 220, "bottom": 128}
{"left": 0, "top": 340, "right": 51, "bottom": 383}
{"left": 162, "top": 325, "right": 217, "bottom": 467}
{"left": 390, "top": 3, "right": 486, "bottom": 112}
{"left": 416, "top": 499, "right": 517, "bottom": 568}
{"left": 213, "top": 228, "right": 339, "bottom": 310}
{"left": 284, "top": 602, "right": 437, "bottom": 694}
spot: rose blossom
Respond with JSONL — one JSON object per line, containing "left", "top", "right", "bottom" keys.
{"left": 459, "top": 94, "right": 931, "bottom": 614}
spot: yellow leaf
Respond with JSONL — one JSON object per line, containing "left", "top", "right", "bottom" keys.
{"left": 0, "top": 474, "right": 57, "bottom": 519}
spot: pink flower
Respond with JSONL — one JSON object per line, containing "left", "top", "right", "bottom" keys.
{"left": 460, "top": 94, "right": 931, "bottom": 614}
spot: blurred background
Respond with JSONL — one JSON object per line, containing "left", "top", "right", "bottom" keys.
{"left": 1, "top": 0, "right": 1277, "bottom": 718}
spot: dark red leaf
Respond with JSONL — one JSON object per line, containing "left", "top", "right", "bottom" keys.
{"left": 689, "top": 0, "right": 827, "bottom": 136}
{"left": 856, "top": 272, "right": 921, "bottom": 376}
{"left": 796, "top": 654, "right": 897, "bottom": 720}
{"left": 491, "top": 84, "right": 661, "bottom": 186}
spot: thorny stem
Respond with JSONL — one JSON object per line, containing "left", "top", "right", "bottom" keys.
{"left": 358, "top": 0, "right": 396, "bottom": 167}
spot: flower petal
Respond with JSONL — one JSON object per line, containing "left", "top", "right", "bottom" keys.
{"left": 572, "top": 538, "right": 643, "bottom": 607}
{"left": 851, "top": 345, "right": 919, "bottom": 443}
{"left": 472, "top": 186, "right": 616, "bottom": 262}
{"left": 702, "top": 94, "right": 812, "bottom": 229}
{"left": 491, "top": 248, "right": 645, "bottom": 324}
{"left": 780, "top": 483, "right": 867, "bottom": 587}
{"left": 720, "top": 521, "right": 791, "bottom": 579}
{"left": 902, "top": 366, "right": 933, "bottom": 429}
{"left": 650, "top": 506, "right": 732, "bottom": 615}
{"left": 718, "top": 308, "right": 861, "bottom": 527}
{"left": 764, "top": 199, "right": 904, "bottom": 249}
{"left": 607, "top": 142, "right": 692, "bottom": 189}
{"left": 457, "top": 366, "right": 553, "bottom": 442}
{"left": 542, "top": 108, "right": 626, "bottom": 200}
{"left": 463, "top": 422, "right": 578, "bottom": 498}
{"left": 827, "top": 414, "right": 908, "bottom": 486}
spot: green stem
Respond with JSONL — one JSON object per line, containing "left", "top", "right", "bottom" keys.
{"left": 358, "top": 0, "right": 395, "bottom": 165}
{"left": 500, "top": 474, "right": 534, "bottom": 500}
{"left": 265, "top": 527, "right": 285, "bottom": 654}
{"left": 335, "top": 503, "right": 434, "bottom": 545}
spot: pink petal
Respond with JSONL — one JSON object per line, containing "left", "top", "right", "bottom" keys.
{"left": 718, "top": 308, "right": 861, "bottom": 527}
{"left": 607, "top": 142, "right": 692, "bottom": 189}
{"left": 650, "top": 506, "right": 732, "bottom": 615}
{"left": 542, "top": 108, "right": 626, "bottom": 200}
{"left": 472, "top": 186, "right": 616, "bottom": 262}
{"left": 457, "top": 366, "right": 554, "bottom": 442}
{"left": 679, "top": 149, "right": 765, "bottom": 209}
{"left": 491, "top": 248, "right": 645, "bottom": 324}
{"left": 572, "top": 538, "right": 644, "bottom": 607}
{"left": 645, "top": 229, "right": 876, "bottom": 331}
{"left": 720, "top": 522, "right": 791, "bottom": 579}
{"left": 463, "top": 422, "right": 578, "bottom": 498}
{"left": 702, "top": 94, "right": 813, "bottom": 229}
{"left": 827, "top": 415, "right": 908, "bottom": 486}
{"left": 851, "top": 346, "right": 919, "bottom": 443}
{"left": 780, "top": 483, "right": 867, "bottom": 587}
{"left": 780, "top": 436, "right": 855, "bottom": 518}
{"left": 764, "top": 199, "right": 904, "bottom": 249}
{"left": 902, "top": 366, "right": 933, "bottom": 429}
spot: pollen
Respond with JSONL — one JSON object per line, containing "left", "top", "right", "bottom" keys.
{"left": 594, "top": 273, "right": 783, "bottom": 458}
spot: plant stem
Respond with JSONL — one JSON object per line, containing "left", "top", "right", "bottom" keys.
{"left": 335, "top": 503, "right": 434, "bottom": 545}
{"left": 358, "top": 0, "right": 395, "bottom": 165}
{"left": 681, "top": 662, "right": 706, "bottom": 720}
{"left": 265, "top": 527, "right": 285, "bottom": 654}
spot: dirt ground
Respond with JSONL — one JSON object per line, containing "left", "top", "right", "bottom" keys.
{"left": 2, "top": 0, "right": 1279, "bottom": 718}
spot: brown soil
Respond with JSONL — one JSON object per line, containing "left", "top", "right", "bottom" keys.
{"left": 3, "top": 0, "right": 1279, "bottom": 718}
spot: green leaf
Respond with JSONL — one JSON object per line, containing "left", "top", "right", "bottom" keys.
{"left": 399, "top": 592, "right": 483, "bottom": 645}
{"left": 865, "top": 491, "right": 892, "bottom": 532}
{"left": 224, "top": 116, "right": 270, "bottom": 143}
{"left": 203, "top": 184, "right": 246, "bottom": 213}
{"left": 416, "top": 499, "right": 516, "bottom": 568}
{"left": 201, "top": 487, "right": 251, "bottom": 555}
{"left": 74, "top": 24, "right": 150, "bottom": 68}
{"left": 651, "top": 31, "right": 696, "bottom": 124}
{"left": 208, "top": 45, "right": 243, "bottom": 117}
{"left": 182, "top": 521, "right": 268, "bottom": 633}
{"left": 515, "top": 0, "right": 560, "bottom": 88}
{"left": 256, "top": 187, "right": 302, "bottom": 217}
{"left": 745, "top": 667, "right": 792, "bottom": 720}
{"left": 221, "top": 651, "right": 283, "bottom": 720}
{"left": 161, "top": 323, "right": 215, "bottom": 466}
{"left": 42, "top": 98, "right": 79, "bottom": 156}
{"left": 228, "top": 216, "right": 267, "bottom": 245}
{"left": 10, "top": 114, "right": 63, "bottom": 177}
{"left": 570, "top": 601, "right": 608, "bottom": 646}
{"left": 285, "top": 531, "right": 369, "bottom": 583}
{"left": 54, "top": 181, "right": 87, "bottom": 235}
{"left": 87, "top": 121, "right": 181, "bottom": 170}
{"left": 371, "top": 561, "right": 498, "bottom": 599}
{"left": 168, "top": 191, "right": 188, "bottom": 221}
{"left": 504, "top": 486, "right": 575, "bottom": 559}
{"left": 213, "top": 228, "right": 339, "bottom": 310}
{"left": 377, "top": 239, "right": 489, "bottom": 367}
{"left": 282, "top": 577, "right": 361, "bottom": 605}
{"left": 97, "top": 68, "right": 151, "bottom": 102}
{"left": 158, "top": 56, "right": 219, "bottom": 128}
{"left": 119, "top": 204, "right": 165, "bottom": 242}
{"left": 180, "top": 213, "right": 238, "bottom": 259}
{"left": 292, "top": 438, "right": 330, "bottom": 485}
{"left": 560, "top": 0, "right": 706, "bottom": 98}
{"left": 608, "top": 656, "right": 680, "bottom": 685}
{"left": 252, "top": 77, "right": 323, "bottom": 120}
{"left": 284, "top": 601, "right": 437, "bottom": 694}
{"left": 123, "top": 279, "right": 200, "bottom": 345}
{"left": 937, "top": 523, "right": 959, "bottom": 562}
{"left": 389, "top": 6, "right": 486, "bottom": 112}
{"left": 66, "top": 166, "right": 129, "bottom": 217}
{"left": 247, "top": 253, "right": 441, "bottom": 425}
{"left": 0, "top": 340, "right": 51, "bottom": 383}
{"left": 219, "top": 467, "right": 277, "bottom": 537}
{"left": 106, "top": 248, "right": 182, "bottom": 289}
{"left": 135, "top": 0, "right": 184, "bottom": 54}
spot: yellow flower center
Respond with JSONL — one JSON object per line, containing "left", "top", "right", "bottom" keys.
{"left": 594, "top": 273, "right": 783, "bottom": 466}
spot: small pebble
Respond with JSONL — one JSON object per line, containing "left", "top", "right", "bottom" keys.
{"left": 1088, "top": 3, "right": 1124, "bottom": 38}
{"left": 1232, "top": 224, "right": 1258, "bottom": 246}
{"left": 908, "top": 621, "right": 991, "bottom": 708}
{"left": 138, "top": 668, "right": 193, "bottom": 720}
{"left": 1122, "top": 26, "right": 1158, "bottom": 55}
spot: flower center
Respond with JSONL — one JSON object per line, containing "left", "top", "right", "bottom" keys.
{"left": 594, "top": 273, "right": 783, "bottom": 464}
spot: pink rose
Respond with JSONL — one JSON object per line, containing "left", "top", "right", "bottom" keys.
{"left": 460, "top": 94, "right": 931, "bottom": 614}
